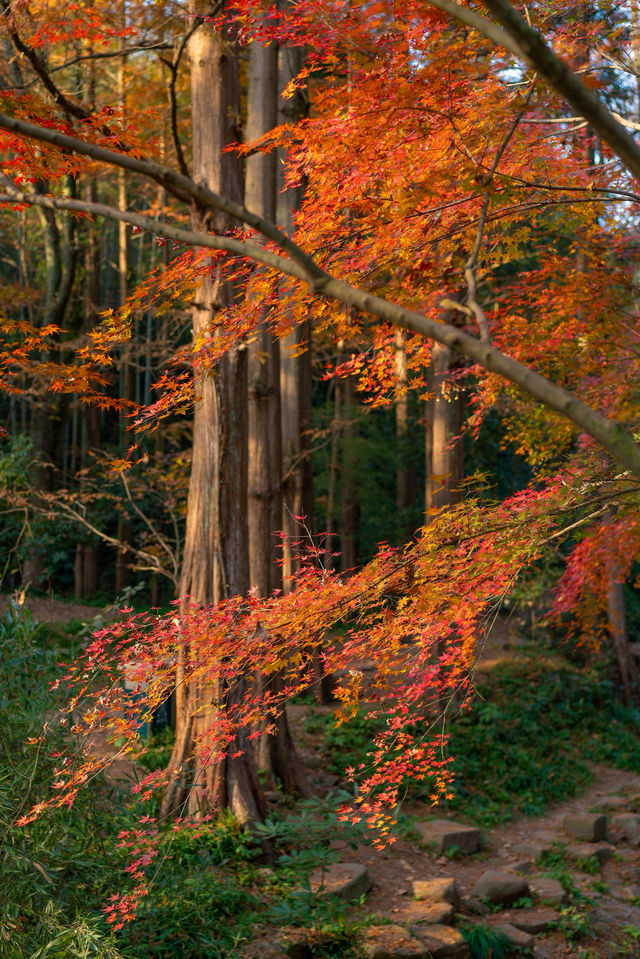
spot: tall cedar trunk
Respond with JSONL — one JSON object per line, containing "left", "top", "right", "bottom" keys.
{"left": 24, "top": 175, "right": 77, "bottom": 588}
{"left": 395, "top": 330, "right": 409, "bottom": 517}
{"left": 246, "top": 38, "right": 282, "bottom": 598}
{"left": 246, "top": 34, "right": 311, "bottom": 797}
{"left": 161, "top": 15, "right": 265, "bottom": 823}
{"left": 276, "top": 23, "right": 328, "bottom": 704}
{"left": 278, "top": 21, "right": 314, "bottom": 588}
{"left": 340, "top": 374, "right": 358, "bottom": 573}
{"left": 116, "top": 24, "right": 131, "bottom": 594}
{"left": 425, "top": 342, "right": 465, "bottom": 710}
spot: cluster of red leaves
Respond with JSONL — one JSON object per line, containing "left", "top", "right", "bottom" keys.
{"left": 20, "top": 473, "right": 602, "bottom": 922}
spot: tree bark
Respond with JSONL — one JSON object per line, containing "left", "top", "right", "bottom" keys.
{"left": 162, "top": 13, "right": 265, "bottom": 822}
{"left": 246, "top": 37, "right": 282, "bottom": 599}
{"left": 246, "top": 31, "right": 311, "bottom": 798}
{"left": 425, "top": 344, "right": 464, "bottom": 513}
{"left": 277, "top": 18, "right": 315, "bottom": 589}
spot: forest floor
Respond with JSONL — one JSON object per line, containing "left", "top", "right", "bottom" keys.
{"left": 8, "top": 591, "right": 640, "bottom": 958}
{"left": 248, "top": 761, "right": 640, "bottom": 958}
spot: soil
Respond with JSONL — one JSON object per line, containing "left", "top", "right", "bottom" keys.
{"left": 0, "top": 592, "right": 104, "bottom": 624}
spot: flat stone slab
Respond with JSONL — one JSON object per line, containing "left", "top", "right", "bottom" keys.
{"left": 563, "top": 813, "right": 607, "bottom": 842}
{"left": 512, "top": 859, "right": 536, "bottom": 875}
{"left": 512, "top": 830, "right": 563, "bottom": 860}
{"left": 612, "top": 813, "right": 640, "bottom": 843}
{"left": 566, "top": 842, "right": 614, "bottom": 867}
{"left": 308, "top": 862, "right": 371, "bottom": 901}
{"left": 529, "top": 876, "right": 567, "bottom": 905}
{"left": 411, "top": 878, "right": 459, "bottom": 904}
{"left": 510, "top": 908, "right": 559, "bottom": 934}
{"left": 393, "top": 901, "right": 455, "bottom": 925}
{"left": 418, "top": 924, "right": 469, "bottom": 959}
{"left": 471, "top": 870, "right": 530, "bottom": 905}
{"left": 415, "top": 820, "right": 482, "bottom": 855}
{"left": 494, "top": 922, "right": 534, "bottom": 949}
{"left": 592, "top": 796, "right": 629, "bottom": 812}
{"left": 363, "top": 925, "right": 430, "bottom": 959}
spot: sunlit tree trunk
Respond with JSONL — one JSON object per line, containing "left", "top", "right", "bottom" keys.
{"left": 425, "top": 344, "right": 464, "bottom": 513}
{"left": 116, "top": 13, "right": 131, "bottom": 594}
{"left": 162, "top": 13, "right": 265, "bottom": 823}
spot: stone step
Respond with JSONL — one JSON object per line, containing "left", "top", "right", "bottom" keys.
{"left": 509, "top": 907, "right": 559, "bottom": 934}
{"left": 363, "top": 924, "right": 430, "bottom": 959}
{"left": 471, "top": 869, "right": 530, "bottom": 906}
{"left": 566, "top": 842, "right": 614, "bottom": 868}
{"left": 493, "top": 921, "right": 534, "bottom": 949}
{"left": 391, "top": 901, "right": 455, "bottom": 926}
{"left": 611, "top": 813, "right": 640, "bottom": 843}
{"left": 528, "top": 876, "right": 567, "bottom": 905}
{"left": 308, "top": 862, "right": 371, "bottom": 901}
{"left": 417, "top": 924, "right": 469, "bottom": 959}
{"left": 414, "top": 820, "right": 482, "bottom": 855}
{"left": 411, "top": 878, "right": 459, "bottom": 904}
{"left": 563, "top": 813, "right": 607, "bottom": 842}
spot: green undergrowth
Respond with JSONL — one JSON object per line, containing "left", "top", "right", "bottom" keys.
{"left": 1, "top": 601, "right": 368, "bottom": 959}
{"left": 311, "top": 655, "right": 640, "bottom": 827}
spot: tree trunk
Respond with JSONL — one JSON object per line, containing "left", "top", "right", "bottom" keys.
{"left": 246, "top": 37, "right": 282, "bottom": 599}
{"left": 277, "top": 15, "right": 315, "bottom": 589}
{"left": 425, "top": 344, "right": 464, "bottom": 513}
{"left": 162, "top": 13, "right": 265, "bottom": 823}
{"left": 339, "top": 373, "right": 358, "bottom": 573}
{"left": 116, "top": 28, "right": 131, "bottom": 595}
{"left": 395, "top": 329, "right": 409, "bottom": 518}
{"left": 246, "top": 32, "right": 311, "bottom": 798}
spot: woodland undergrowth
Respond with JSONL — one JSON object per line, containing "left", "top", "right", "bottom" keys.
{"left": 4, "top": 601, "right": 640, "bottom": 958}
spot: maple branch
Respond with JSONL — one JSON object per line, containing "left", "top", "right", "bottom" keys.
{"left": 0, "top": 1, "right": 88, "bottom": 123}
{"left": 4, "top": 179, "right": 640, "bottom": 480}
{"left": 463, "top": 96, "right": 530, "bottom": 342}
{"left": 0, "top": 184, "right": 312, "bottom": 284}
{"left": 427, "top": 0, "right": 640, "bottom": 185}
{"left": 0, "top": 111, "right": 323, "bottom": 281}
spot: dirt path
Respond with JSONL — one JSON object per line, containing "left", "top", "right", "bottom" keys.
{"left": 0, "top": 592, "right": 104, "bottom": 624}
{"left": 351, "top": 764, "right": 640, "bottom": 956}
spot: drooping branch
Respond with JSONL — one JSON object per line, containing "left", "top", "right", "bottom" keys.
{"left": 0, "top": 183, "right": 312, "bottom": 283}
{"left": 427, "top": 0, "right": 640, "bottom": 185}
{"left": 3, "top": 179, "right": 640, "bottom": 480}
{"left": 0, "top": 110, "right": 323, "bottom": 279}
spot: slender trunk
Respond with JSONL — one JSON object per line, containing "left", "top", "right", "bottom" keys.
{"left": 326, "top": 377, "right": 341, "bottom": 566}
{"left": 116, "top": 30, "right": 131, "bottom": 594}
{"left": 246, "top": 33, "right": 311, "bottom": 797}
{"left": 395, "top": 329, "right": 409, "bottom": 518}
{"left": 339, "top": 374, "right": 358, "bottom": 573}
{"left": 277, "top": 13, "right": 314, "bottom": 589}
{"left": 246, "top": 37, "right": 282, "bottom": 599}
{"left": 425, "top": 344, "right": 464, "bottom": 513}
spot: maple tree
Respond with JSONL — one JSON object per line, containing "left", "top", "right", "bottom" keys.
{"left": 3, "top": 0, "right": 640, "bottom": 927}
